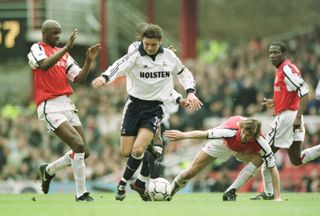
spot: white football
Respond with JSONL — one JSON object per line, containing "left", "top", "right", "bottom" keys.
{"left": 148, "top": 177, "right": 172, "bottom": 201}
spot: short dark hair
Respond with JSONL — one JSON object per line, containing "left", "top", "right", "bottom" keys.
{"left": 141, "top": 24, "right": 163, "bottom": 40}
{"left": 269, "top": 42, "right": 288, "bottom": 53}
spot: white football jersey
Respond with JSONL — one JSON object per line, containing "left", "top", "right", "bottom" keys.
{"left": 102, "top": 45, "right": 196, "bottom": 102}
{"left": 128, "top": 41, "right": 140, "bottom": 53}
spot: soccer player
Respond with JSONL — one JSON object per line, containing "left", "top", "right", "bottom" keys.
{"left": 227, "top": 42, "right": 320, "bottom": 200}
{"left": 27, "top": 19, "right": 101, "bottom": 201}
{"left": 164, "top": 116, "right": 282, "bottom": 201}
{"left": 128, "top": 22, "right": 185, "bottom": 180}
{"left": 92, "top": 24, "right": 203, "bottom": 201}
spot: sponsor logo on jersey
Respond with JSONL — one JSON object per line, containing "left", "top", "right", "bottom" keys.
{"left": 140, "top": 71, "right": 170, "bottom": 78}
{"left": 274, "top": 86, "right": 280, "bottom": 91}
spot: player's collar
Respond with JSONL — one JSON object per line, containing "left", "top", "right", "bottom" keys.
{"left": 138, "top": 43, "right": 164, "bottom": 57}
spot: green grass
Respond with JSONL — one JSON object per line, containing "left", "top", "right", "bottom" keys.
{"left": 0, "top": 193, "right": 319, "bottom": 216}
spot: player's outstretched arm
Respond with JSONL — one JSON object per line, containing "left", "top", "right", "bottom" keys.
{"left": 38, "top": 29, "right": 78, "bottom": 70}
{"left": 164, "top": 130, "right": 207, "bottom": 141}
{"left": 270, "top": 166, "right": 282, "bottom": 201}
{"left": 74, "top": 44, "right": 101, "bottom": 83}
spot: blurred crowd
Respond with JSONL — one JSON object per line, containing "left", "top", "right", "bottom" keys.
{"left": 1, "top": 24, "right": 320, "bottom": 192}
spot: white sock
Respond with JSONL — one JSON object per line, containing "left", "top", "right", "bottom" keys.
{"left": 301, "top": 144, "right": 320, "bottom": 164}
{"left": 71, "top": 153, "right": 87, "bottom": 198}
{"left": 225, "top": 162, "right": 257, "bottom": 192}
{"left": 46, "top": 150, "right": 72, "bottom": 176}
{"left": 171, "top": 172, "right": 188, "bottom": 195}
{"left": 261, "top": 163, "right": 274, "bottom": 196}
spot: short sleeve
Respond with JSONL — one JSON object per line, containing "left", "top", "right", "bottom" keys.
{"left": 66, "top": 55, "right": 81, "bottom": 82}
{"left": 27, "top": 43, "right": 47, "bottom": 69}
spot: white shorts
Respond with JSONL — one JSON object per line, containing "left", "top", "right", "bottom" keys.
{"left": 37, "top": 96, "right": 81, "bottom": 131}
{"left": 266, "top": 110, "right": 305, "bottom": 149}
{"left": 201, "top": 139, "right": 236, "bottom": 162}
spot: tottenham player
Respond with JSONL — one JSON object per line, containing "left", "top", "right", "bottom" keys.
{"left": 128, "top": 23, "right": 188, "bottom": 182}
{"left": 28, "top": 19, "right": 101, "bottom": 201}
{"left": 164, "top": 116, "right": 282, "bottom": 201}
{"left": 228, "top": 42, "right": 320, "bottom": 201}
{"left": 92, "top": 24, "right": 202, "bottom": 201}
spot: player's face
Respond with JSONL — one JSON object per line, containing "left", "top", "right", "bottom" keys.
{"left": 240, "top": 127, "right": 254, "bottom": 143}
{"left": 269, "top": 45, "right": 285, "bottom": 68}
{"left": 142, "top": 38, "right": 162, "bottom": 55}
{"left": 44, "top": 27, "right": 61, "bottom": 47}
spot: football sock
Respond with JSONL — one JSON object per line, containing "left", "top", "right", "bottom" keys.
{"left": 261, "top": 163, "right": 274, "bottom": 196}
{"left": 301, "top": 144, "right": 320, "bottom": 164}
{"left": 225, "top": 162, "right": 257, "bottom": 192}
{"left": 71, "top": 153, "right": 87, "bottom": 198}
{"left": 119, "top": 154, "right": 144, "bottom": 187}
{"left": 171, "top": 172, "right": 188, "bottom": 195}
{"left": 136, "top": 154, "right": 150, "bottom": 189}
{"left": 46, "top": 150, "right": 72, "bottom": 176}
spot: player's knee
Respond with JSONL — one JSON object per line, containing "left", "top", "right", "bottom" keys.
{"left": 290, "top": 158, "right": 302, "bottom": 166}
{"left": 71, "top": 139, "right": 86, "bottom": 153}
{"left": 132, "top": 146, "right": 145, "bottom": 158}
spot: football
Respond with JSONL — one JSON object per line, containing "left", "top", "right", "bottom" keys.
{"left": 148, "top": 177, "right": 172, "bottom": 201}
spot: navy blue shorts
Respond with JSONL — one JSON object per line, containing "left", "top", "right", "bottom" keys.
{"left": 120, "top": 96, "right": 164, "bottom": 136}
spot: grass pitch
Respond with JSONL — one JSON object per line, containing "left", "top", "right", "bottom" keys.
{"left": 0, "top": 193, "right": 319, "bottom": 216}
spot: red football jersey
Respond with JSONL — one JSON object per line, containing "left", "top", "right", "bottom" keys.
{"left": 221, "top": 116, "right": 261, "bottom": 154}
{"left": 31, "top": 42, "right": 74, "bottom": 106}
{"left": 273, "top": 59, "right": 300, "bottom": 114}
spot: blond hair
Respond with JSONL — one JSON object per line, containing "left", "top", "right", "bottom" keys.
{"left": 239, "top": 118, "right": 261, "bottom": 139}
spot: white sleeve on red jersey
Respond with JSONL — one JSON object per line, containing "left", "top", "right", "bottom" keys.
{"left": 283, "top": 64, "right": 309, "bottom": 97}
{"left": 207, "top": 127, "right": 237, "bottom": 139}
{"left": 27, "top": 43, "right": 47, "bottom": 69}
{"left": 256, "top": 136, "right": 276, "bottom": 168}
{"left": 66, "top": 55, "right": 81, "bottom": 82}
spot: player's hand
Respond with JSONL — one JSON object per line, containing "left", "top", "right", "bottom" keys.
{"left": 167, "top": 45, "right": 177, "bottom": 53}
{"left": 86, "top": 44, "right": 101, "bottom": 62}
{"left": 92, "top": 76, "right": 106, "bottom": 88}
{"left": 66, "top": 29, "right": 78, "bottom": 50}
{"left": 163, "top": 130, "right": 184, "bottom": 141}
{"left": 262, "top": 97, "right": 274, "bottom": 109}
{"left": 179, "top": 98, "right": 191, "bottom": 108}
{"left": 187, "top": 93, "right": 203, "bottom": 111}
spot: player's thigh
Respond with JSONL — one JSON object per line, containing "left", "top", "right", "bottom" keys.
{"left": 132, "top": 128, "right": 155, "bottom": 155}
{"left": 54, "top": 121, "right": 84, "bottom": 149}
{"left": 267, "top": 111, "right": 300, "bottom": 148}
{"left": 187, "top": 151, "right": 216, "bottom": 176}
{"left": 120, "top": 136, "right": 136, "bottom": 157}
{"left": 152, "top": 125, "right": 163, "bottom": 145}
